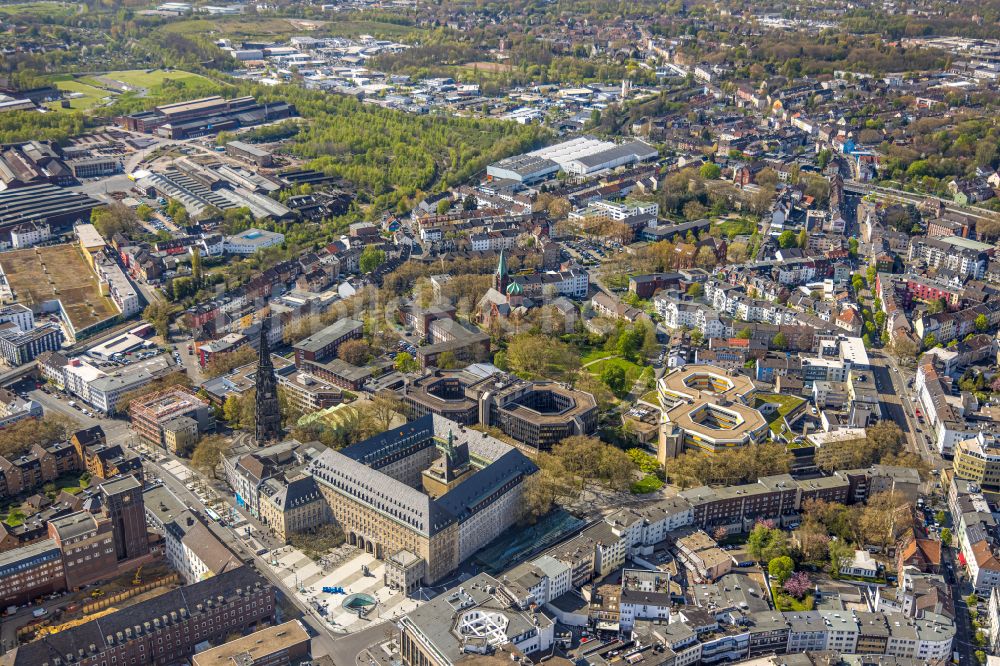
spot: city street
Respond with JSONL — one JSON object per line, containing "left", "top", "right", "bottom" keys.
{"left": 869, "top": 350, "right": 943, "bottom": 469}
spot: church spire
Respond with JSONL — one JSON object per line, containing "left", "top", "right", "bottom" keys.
{"left": 494, "top": 249, "right": 509, "bottom": 293}
{"left": 254, "top": 317, "right": 282, "bottom": 445}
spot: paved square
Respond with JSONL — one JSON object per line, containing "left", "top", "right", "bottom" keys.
{"left": 265, "top": 547, "right": 421, "bottom": 632}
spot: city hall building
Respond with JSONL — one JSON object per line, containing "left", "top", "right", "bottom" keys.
{"left": 308, "top": 414, "right": 537, "bottom": 586}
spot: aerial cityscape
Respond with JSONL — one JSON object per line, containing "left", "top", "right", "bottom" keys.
{"left": 0, "top": 1, "right": 998, "bottom": 666}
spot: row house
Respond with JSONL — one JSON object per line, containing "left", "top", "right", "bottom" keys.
{"left": 655, "top": 297, "right": 726, "bottom": 338}
{"left": 914, "top": 301, "right": 1000, "bottom": 344}
{"left": 908, "top": 236, "right": 991, "bottom": 279}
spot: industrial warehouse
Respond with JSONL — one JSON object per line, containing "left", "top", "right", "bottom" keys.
{"left": 116, "top": 95, "right": 297, "bottom": 139}
{"left": 486, "top": 136, "right": 658, "bottom": 183}
{"left": 0, "top": 184, "right": 101, "bottom": 245}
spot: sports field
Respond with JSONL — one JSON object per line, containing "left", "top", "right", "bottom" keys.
{"left": 0, "top": 244, "right": 118, "bottom": 331}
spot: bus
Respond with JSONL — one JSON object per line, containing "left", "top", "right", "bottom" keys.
{"left": 954, "top": 650, "right": 961, "bottom": 664}
{"left": 205, "top": 508, "right": 221, "bottom": 523}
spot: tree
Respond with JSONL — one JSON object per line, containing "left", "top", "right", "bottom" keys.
{"left": 190, "top": 246, "right": 203, "bottom": 287}
{"left": 694, "top": 246, "right": 717, "bottom": 269}
{"left": 143, "top": 301, "right": 176, "bottom": 339}
{"left": 91, "top": 202, "right": 139, "bottom": 239}
{"left": 627, "top": 448, "right": 661, "bottom": 475}
{"left": 737, "top": 326, "right": 753, "bottom": 339}
{"left": 394, "top": 352, "right": 419, "bottom": 373}
{"left": 768, "top": 555, "right": 794, "bottom": 585}
{"left": 778, "top": 230, "right": 797, "bottom": 249}
{"left": 772, "top": 332, "right": 788, "bottom": 350}
{"left": 223, "top": 395, "right": 241, "bottom": 426}
{"left": 601, "top": 364, "right": 628, "bottom": 397}
{"left": 665, "top": 442, "right": 790, "bottom": 488}
{"left": 436, "top": 351, "right": 459, "bottom": 369}
{"left": 848, "top": 237, "right": 859, "bottom": 258}
{"left": 462, "top": 195, "right": 477, "bottom": 211}
{"left": 829, "top": 538, "right": 854, "bottom": 575}
{"left": 817, "top": 149, "right": 832, "bottom": 169}
{"left": 798, "top": 514, "right": 832, "bottom": 563}
{"left": 887, "top": 335, "right": 920, "bottom": 365}
{"left": 338, "top": 339, "right": 372, "bottom": 366}
{"left": 614, "top": 326, "right": 645, "bottom": 362}
{"left": 360, "top": 394, "right": 405, "bottom": 433}
{"left": 205, "top": 345, "right": 256, "bottom": 378}
{"left": 975, "top": 314, "right": 989, "bottom": 333}
{"left": 859, "top": 491, "right": 912, "bottom": 552}
{"left": 941, "top": 528, "right": 952, "bottom": 547}
{"left": 797, "top": 228, "right": 808, "bottom": 249}
{"left": 506, "top": 334, "right": 580, "bottom": 382}
{"left": 550, "top": 435, "right": 637, "bottom": 493}
{"left": 783, "top": 571, "right": 811, "bottom": 599}
{"left": 436, "top": 198, "right": 451, "bottom": 215}
{"left": 686, "top": 282, "right": 704, "bottom": 299}
{"left": 0, "top": 415, "right": 77, "bottom": 460}
{"left": 747, "top": 522, "right": 787, "bottom": 562}
{"left": 359, "top": 245, "right": 386, "bottom": 273}
{"left": 927, "top": 297, "right": 948, "bottom": 315}
{"left": 699, "top": 162, "right": 721, "bottom": 180}
{"left": 727, "top": 241, "right": 749, "bottom": 263}
{"left": 755, "top": 168, "right": 779, "bottom": 191}
{"left": 136, "top": 203, "right": 153, "bottom": 221}
{"left": 520, "top": 469, "right": 559, "bottom": 523}
{"left": 190, "top": 435, "right": 231, "bottom": 480}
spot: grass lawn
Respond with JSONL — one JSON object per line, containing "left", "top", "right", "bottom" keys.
{"left": 99, "top": 69, "right": 209, "bottom": 90}
{"left": 639, "top": 389, "right": 659, "bottom": 405}
{"left": 324, "top": 19, "right": 424, "bottom": 39}
{"left": 755, "top": 393, "right": 807, "bottom": 435}
{"left": 771, "top": 583, "right": 815, "bottom": 612}
{"left": 709, "top": 216, "right": 757, "bottom": 238}
{"left": 588, "top": 357, "right": 645, "bottom": 379}
{"left": 158, "top": 16, "right": 421, "bottom": 41}
{"left": 0, "top": 1, "right": 76, "bottom": 18}
{"left": 47, "top": 79, "right": 112, "bottom": 111}
{"left": 51, "top": 471, "right": 89, "bottom": 495}
{"left": 631, "top": 474, "right": 664, "bottom": 494}
{"left": 581, "top": 348, "right": 616, "bottom": 365}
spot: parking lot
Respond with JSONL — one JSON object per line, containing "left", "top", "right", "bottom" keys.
{"left": 564, "top": 238, "right": 624, "bottom": 267}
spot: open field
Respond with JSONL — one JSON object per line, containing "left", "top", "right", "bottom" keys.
{"left": 94, "top": 69, "right": 209, "bottom": 91}
{"left": 0, "top": 1, "right": 76, "bottom": 18}
{"left": 160, "top": 16, "right": 420, "bottom": 40}
{"left": 47, "top": 79, "right": 112, "bottom": 112}
{"left": 324, "top": 19, "right": 423, "bottom": 39}
{"left": 0, "top": 244, "right": 118, "bottom": 331}
{"left": 460, "top": 61, "right": 513, "bottom": 73}
{"left": 161, "top": 17, "right": 326, "bottom": 39}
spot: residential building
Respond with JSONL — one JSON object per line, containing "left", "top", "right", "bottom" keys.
{"left": 6, "top": 567, "right": 275, "bottom": 666}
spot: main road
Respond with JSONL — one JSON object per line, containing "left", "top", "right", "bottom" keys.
{"left": 868, "top": 350, "right": 944, "bottom": 469}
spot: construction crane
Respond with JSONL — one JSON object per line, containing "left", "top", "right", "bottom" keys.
{"left": 133, "top": 565, "right": 143, "bottom": 586}
{"left": 35, "top": 607, "right": 118, "bottom": 638}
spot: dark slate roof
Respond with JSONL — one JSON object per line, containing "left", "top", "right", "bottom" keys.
{"left": 12, "top": 567, "right": 268, "bottom": 666}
